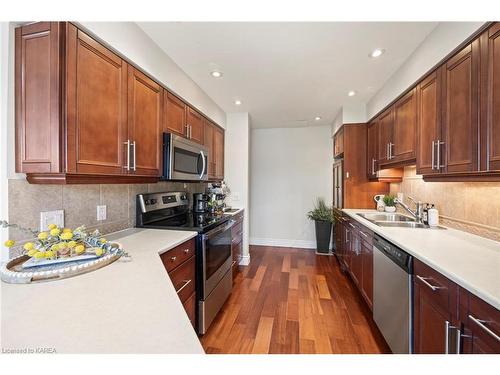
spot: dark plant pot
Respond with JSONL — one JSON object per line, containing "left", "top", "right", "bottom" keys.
{"left": 314, "top": 220, "right": 332, "bottom": 254}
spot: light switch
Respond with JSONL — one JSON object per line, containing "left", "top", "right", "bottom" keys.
{"left": 97, "top": 205, "right": 107, "bottom": 221}
{"left": 40, "top": 210, "right": 64, "bottom": 231}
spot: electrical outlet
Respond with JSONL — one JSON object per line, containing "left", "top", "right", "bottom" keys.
{"left": 97, "top": 205, "right": 107, "bottom": 221}
{"left": 40, "top": 210, "right": 64, "bottom": 231}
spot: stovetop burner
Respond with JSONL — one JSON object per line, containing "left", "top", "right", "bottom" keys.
{"left": 141, "top": 211, "right": 230, "bottom": 233}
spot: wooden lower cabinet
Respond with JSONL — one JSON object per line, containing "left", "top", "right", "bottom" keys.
{"left": 335, "top": 214, "right": 373, "bottom": 310}
{"left": 160, "top": 238, "right": 197, "bottom": 330}
{"left": 231, "top": 210, "right": 244, "bottom": 278}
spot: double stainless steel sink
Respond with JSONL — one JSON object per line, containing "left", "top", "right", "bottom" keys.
{"left": 357, "top": 212, "right": 446, "bottom": 229}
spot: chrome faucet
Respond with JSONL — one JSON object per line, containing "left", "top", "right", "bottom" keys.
{"left": 395, "top": 196, "right": 424, "bottom": 223}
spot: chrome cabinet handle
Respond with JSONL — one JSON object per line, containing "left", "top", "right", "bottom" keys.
{"left": 199, "top": 150, "right": 206, "bottom": 180}
{"left": 469, "top": 314, "right": 500, "bottom": 342}
{"left": 170, "top": 256, "right": 177, "bottom": 262}
{"left": 231, "top": 261, "right": 237, "bottom": 267}
{"left": 348, "top": 222, "right": 355, "bottom": 229}
{"left": 389, "top": 142, "right": 394, "bottom": 160}
{"left": 359, "top": 231, "right": 369, "bottom": 238}
{"left": 183, "top": 248, "right": 190, "bottom": 254}
{"left": 437, "top": 140, "right": 445, "bottom": 169}
{"left": 445, "top": 320, "right": 450, "bottom": 354}
{"left": 124, "top": 140, "right": 130, "bottom": 171}
{"left": 176, "top": 279, "right": 191, "bottom": 294}
{"left": 132, "top": 141, "right": 137, "bottom": 171}
{"left": 431, "top": 140, "right": 435, "bottom": 170}
{"left": 416, "top": 275, "right": 443, "bottom": 291}
{"left": 185, "top": 124, "right": 190, "bottom": 138}
{"left": 371, "top": 158, "right": 376, "bottom": 175}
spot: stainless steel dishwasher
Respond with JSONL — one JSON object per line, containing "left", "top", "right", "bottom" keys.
{"left": 373, "top": 234, "right": 413, "bottom": 354}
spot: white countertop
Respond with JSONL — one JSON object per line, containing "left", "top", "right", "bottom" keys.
{"left": 343, "top": 209, "right": 500, "bottom": 310}
{"left": 223, "top": 208, "right": 243, "bottom": 216}
{"left": 0, "top": 228, "right": 204, "bottom": 354}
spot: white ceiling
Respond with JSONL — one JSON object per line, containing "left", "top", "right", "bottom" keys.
{"left": 137, "top": 22, "right": 438, "bottom": 129}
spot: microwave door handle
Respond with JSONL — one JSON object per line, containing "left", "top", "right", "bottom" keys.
{"left": 199, "top": 150, "right": 206, "bottom": 179}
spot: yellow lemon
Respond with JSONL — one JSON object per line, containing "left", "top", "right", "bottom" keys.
{"left": 45, "top": 250, "right": 55, "bottom": 258}
{"left": 38, "top": 232, "right": 48, "bottom": 240}
{"left": 47, "top": 223, "right": 57, "bottom": 230}
{"left": 62, "top": 228, "right": 72, "bottom": 233}
{"left": 95, "top": 248, "right": 103, "bottom": 257}
{"left": 34, "top": 251, "right": 45, "bottom": 259}
{"left": 27, "top": 249, "right": 37, "bottom": 257}
{"left": 58, "top": 242, "right": 67, "bottom": 250}
{"left": 50, "top": 244, "right": 59, "bottom": 252}
{"left": 23, "top": 242, "right": 34, "bottom": 251}
{"left": 49, "top": 228, "right": 61, "bottom": 237}
{"left": 4, "top": 239, "right": 15, "bottom": 248}
{"left": 100, "top": 238, "right": 107, "bottom": 244}
{"left": 60, "top": 232, "right": 73, "bottom": 240}
{"left": 67, "top": 240, "right": 77, "bottom": 248}
{"left": 75, "top": 245, "right": 85, "bottom": 254}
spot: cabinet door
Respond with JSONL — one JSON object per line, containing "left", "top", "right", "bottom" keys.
{"left": 204, "top": 119, "right": 216, "bottom": 178}
{"left": 15, "top": 22, "right": 62, "bottom": 174}
{"left": 485, "top": 23, "right": 500, "bottom": 171}
{"left": 377, "top": 107, "right": 394, "bottom": 164}
{"left": 186, "top": 106, "right": 204, "bottom": 145}
{"left": 214, "top": 126, "right": 225, "bottom": 180}
{"left": 417, "top": 69, "right": 442, "bottom": 175}
{"left": 367, "top": 121, "right": 378, "bottom": 178}
{"left": 334, "top": 128, "right": 344, "bottom": 157}
{"left": 393, "top": 88, "right": 417, "bottom": 163}
{"left": 66, "top": 25, "right": 128, "bottom": 175}
{"left": 442, "top": 41, "right": 480, "bottom": 173}
{"left": 164, "top": 92, "right": 187, "bottom": 137}
{"left": 127, "top": 66, "right": 162, "bottom": 176}
{"left": 360, "top": 237, "right": 373, "bottom": 310}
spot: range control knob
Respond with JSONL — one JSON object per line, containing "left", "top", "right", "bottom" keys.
{"left": 144, "top": 199, "right": 150, "bottom": 205}
{"left": 150, "top": 199, "right": 157, "bottom": 205}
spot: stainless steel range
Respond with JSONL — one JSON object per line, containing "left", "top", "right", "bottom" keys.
{"left": 136, "top": 191, "right": 235, "bottom": 335}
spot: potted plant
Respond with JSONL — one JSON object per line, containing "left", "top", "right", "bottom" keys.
{"left": 383, "top": 194, "right": 397, "bottom": 213}
{"left": 307, "top": 198, "right": 334, "bottom": 254}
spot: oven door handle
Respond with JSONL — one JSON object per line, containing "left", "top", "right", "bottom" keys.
{"left": 199, "top": 150, "right": 206, "bottom": 180}
{"left": 205, "top": 220, "right": 235, "bottom": 239}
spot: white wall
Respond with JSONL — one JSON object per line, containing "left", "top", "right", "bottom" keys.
{"left": 224, "top": 113, "right": 250, "bottom": 264}
{"left": 1, "top": 23, "right": 9, "bottom": 262}
{"left": 249, "top": 126, "right": 333, "bottom": 249}
{"left": 367, "top": 22, "right": 485, "bottom": 119}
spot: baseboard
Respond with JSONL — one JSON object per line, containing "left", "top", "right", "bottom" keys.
{"left": 239, "top": 254, "right": 251, "bottom": 266}
{"left": 249, "top": 237, "right": 317, "bottom": 250}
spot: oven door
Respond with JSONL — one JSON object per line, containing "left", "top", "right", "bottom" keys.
{"left": 201, "top": 220, "right": 235, "bottom": 299}
{"left": 164, "top": 133, "right": 208, "bottom": 181}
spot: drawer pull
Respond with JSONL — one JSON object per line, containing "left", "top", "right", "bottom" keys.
{"left": 416, "top": 275, "right": 443, "bottom": 291}
{"left": 176, "top": 279, "right": 192, "bottom": 294}
{"left": 359, "top": 231, "right": 369, "bottom": 238}
{"left": 469, "top": 314, "right": 500, "bottom": 342}
{"left": 183, "top": 249, "right": 190, "bottom": 254}
{"left": 171, "top": 256, "right": 177, "bottom": 262}
{"left": 231, "top": 261, "right": 237, "bottom": 267}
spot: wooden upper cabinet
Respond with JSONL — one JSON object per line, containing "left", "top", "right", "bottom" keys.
{"left": 186, "top": 106, "right": 204, "bottom": 145}
{"left": 441, "top": 41, "right": 480, "bottom": 174}
{"left": 214, "top": 126, "right": 225, "bottom": 180}
{"left": 484, "top": 23, "right": 500, "bottom": 172}
{"left": 203, "top": 119, "right": 216, "bottom": 178}
{"left": 367, "top": 121, "right": 378, "bottom": 178}
{"left": 127, "top": 67, "right": 162, "bottom": 176}
{"left": 164, "top": 92, "right": 187, "bottom": 137}
{"left": 417, "top": 69, "right": 442, "bottom": 175}
{"left": 15, "top": 22, "right": 62, "bottom": 174}
{"left": 377, "top": 107, "right": 394, "bottom": 164}
{"left": 334, "top": 127, "right": 344, "bottom": 157}
{"left": 392, "top": 88, "right": 417, "bottom": 163}
{"left": 66, "top": 25, "right": 128, "bottom": 175}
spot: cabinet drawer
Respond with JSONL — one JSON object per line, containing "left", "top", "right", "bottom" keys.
{"left": 160, "top": 238, "right": 195, "bottom": 273}
{"left": 168, "top": 255, "right": 196, "bottom": 303}
{"left": 183, "top": 291, "right": 196, "bottom": 329}
{"left": 232, "top": 220, "right": 243, "bottom": 236}
{"left": 414, "top": 259, "right": 456, "bottom": 311}
{"left": 233, "top": 211, "right": 244, "bottom": 224}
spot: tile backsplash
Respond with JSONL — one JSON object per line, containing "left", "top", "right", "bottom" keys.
{"left": 390, "top": 166, "right": 500, "bottom": 242}
{"left": 6, "top": 179, "right": 206, "bottom": 258}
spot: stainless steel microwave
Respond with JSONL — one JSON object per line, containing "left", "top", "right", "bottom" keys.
{"left": 162, "top": 133, "right": 209, "bottom": 181}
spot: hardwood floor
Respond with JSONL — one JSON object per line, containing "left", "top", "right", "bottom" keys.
{"left": 200, "top": 245, "right": 391, "bottom": 354}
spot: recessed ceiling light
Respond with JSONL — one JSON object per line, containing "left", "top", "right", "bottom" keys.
{"left": 211, "top": 71, "right": 223, "bottom": 78}
{"left": 314, "top": 116, "right": 321, "bottom": 121}
{"left": 369, "top": 48, "right": 385, "bottom": 58}
{"left": 234, "top": 100, "right": 242, "bottom": 105}
{"left": 348, "top": 91, "right": 356, "bottom": 97}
